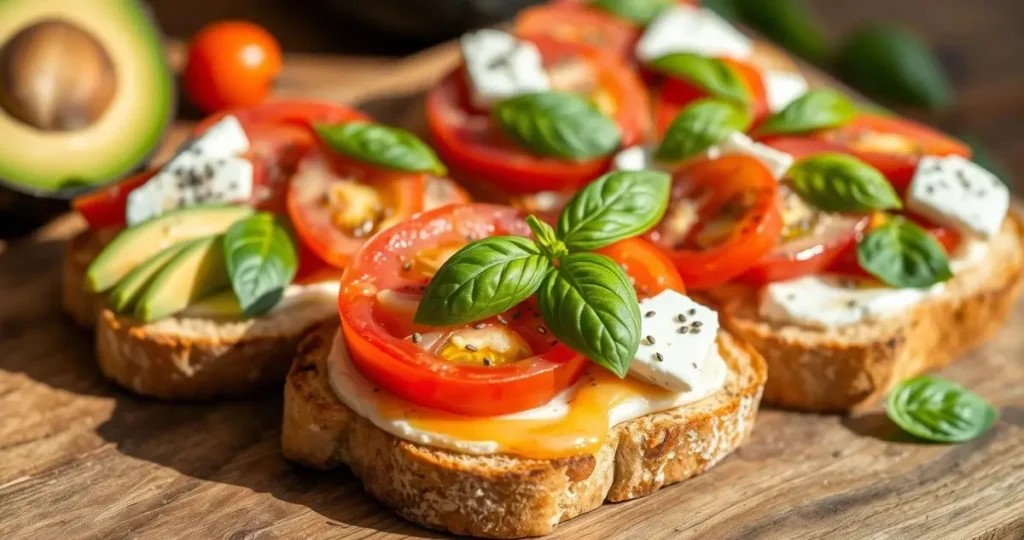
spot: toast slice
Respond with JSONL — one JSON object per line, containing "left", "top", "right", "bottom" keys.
{"left": 282, "top": 322, "right": 767, "bottom": 539}
{"left": 702, "top": 213, "right": 1024, "bottom": 413}
{"left": 62, "top": 228, "right": 338, "bottom": 399}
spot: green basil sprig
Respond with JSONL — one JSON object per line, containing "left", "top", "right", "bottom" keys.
{"left": 315, "top": 121, "right": 447, "bottom": 175}
{"left": 857, "top": 216, "right": 952, "bottom": 288}
{"left": 755, "top": 89, "right": 857, "bottom": 137}
{"left": 886, "top": 376, "right": 997, "bottom": 443}
{"left": 414, "top": 170, "right": 671, "bottom": 377}
{"left": 223, "top": 213, "right": 298, "bottom": 317}
{"left": 649, "top": 53, "right": 751, "bottom": 107}
{"left": 589, "top": 0, "right": 671, "bottom": 25}
{"left": 655, "top": 98, "right": 751, "bottom": 162}
{"left": 493, "top": 92, "right": 621, "bottom": 160}
{"left": 786, "top": 153, "right": 902, "bottom": 213}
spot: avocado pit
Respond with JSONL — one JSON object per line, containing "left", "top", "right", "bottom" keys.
{"left": 0, "top": 19, "right": 117, "bottom": 131}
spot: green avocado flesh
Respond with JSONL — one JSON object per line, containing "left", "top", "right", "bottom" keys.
{"left": 0, "top": 0, "right": 173, "bottom": 193}
{"left": 134, "top": 235, "right": 230, "bottom": 323}
{"left": 107, "top": 239, "right": 199, "bottom": 314}
{"left": 86, "top": 205, "right": 253, "bottom": 293}
{"left": 181, "top": 289, "right": 245, "bottom": 319}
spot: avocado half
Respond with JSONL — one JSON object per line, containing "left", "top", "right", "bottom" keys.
{"left": 0, "top": 0, "right": 173, "bottom": 199}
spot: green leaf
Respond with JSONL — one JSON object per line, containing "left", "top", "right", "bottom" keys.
{"left": 223, "top": 213, "right": 298, "bottom": 317}
{"left": 886, "top": 375, "right": 997, "bottom": 443}
{"left": 589, "top": 0, "right": 671, "bottom": 25}
{"left": 414, "top": 237, "right": 551, "bottom": 326}
{"left": 755, "top": 89, "right": 857, "bottom": 137}
{"left": 786, "top": 153, "right": 902, "bottom": 213}
{"left": 537, "top": 253, "right": 640, "bottom": 377}
{"left": 857, "top": 217, "right": 953, "bottom": 288}
{"left": 648, "top": 53, "right": 751, "bottom": 106}
{"left": 493, "top": 92, "right": 622, "bottom": 160}
{"left": 558, "top": 170, "right": 671, "bottom": 251}
{"left": 655, "top": 98, "right": 751, "bottom": 162}
{"left": 733, "top": 0, "right": 829, "bottom": 64}
{"left": 838, "top": 24, "right": 954, "bottom": 111}
{"left": 314, "top": 121, "right": 447, "bottom": 175}
{"left": 701, "top": 0, "right": 739, "bottom": 21}
{"left": 525, "top": 215, "right": 567, "bottom": 259}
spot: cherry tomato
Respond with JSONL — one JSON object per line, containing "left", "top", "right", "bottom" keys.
{"left": 652, "top": 58, "right": 769, "bottom": 137}
{"left": 184, "top": 21, "right": 283, "bottom": 114}
{"left": 739, "top": 187, "right": 870, "bottom": 284}
{"left": 828, "top": 213, "right": 961, "bottom": 278}
{"left": 338, "top": 203, "right": 685, "bottom": 416}
{"left": 426, "top": 36, "right": 650, "bottom": 194}
{"left": 515, "top": 4, "right": 639, "bottom": 60}
{"left": 647, "top": 155, "right": 783, "bottom": 290}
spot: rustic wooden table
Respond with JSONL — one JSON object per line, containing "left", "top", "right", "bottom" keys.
{"left": 1, "top": 33, "right": 1023, "bottom": 540}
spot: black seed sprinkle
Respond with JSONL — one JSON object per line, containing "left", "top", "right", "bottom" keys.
{"left": 537, "top": 326, "right": 548, "bottom": 334}
{"left": 483, "top": 358, "right": 492, "bottom": 366}
{"left": 691, "top": 328, "right": 701, "bottom": 334}
{"left": 465, "top": 344, "right": 479, "bottom": 352}
{"left": 688, "top": 308, "right": 696, "bottom": 316}
{"left": 513, "top": 312, "right": 522, "bottom": 320}
{"left": 678, "top": 327, "right": 689, "bottom": 334}
{"left": 846, "top": 299, "right": 858, "bottom": 308}
{"left": 925, "top": 185, "right": 935, "bottom": 195}
{"left": 645, "top": 310, "right": 656, "bottom": 318}
{"left": 655, "top": 352, "right": 664, "bottom": 362}
{"left": 691, "top": 362, "right": 698, "bottom": 369}
{"left": 646, "top": 335, "right": 656, "bottom": 345}
{"left": 411, "top": 333, "right": 422, "bottom": 344}
{"left": 691, "top": 321, "right": 703, "bottom": 328}
{"left": 677, "top": 314, "right": 687, "bottom": 323}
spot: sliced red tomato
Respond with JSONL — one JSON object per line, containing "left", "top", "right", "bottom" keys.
{"left": 828, "top": 213, "right": 961, "bottom": 278}
{"left": 195, "top": 99, "right": 369, "bottom": 133}
{"left": 762, "top": 114, "right": 972, "bottom": 191}
{"left": 338, "top": 203, "right": 685, "bottom": 416}
{"left": 426, "top": 36, "right": 650, "bottom": 194}
{"left": 646, "top": 155, "right": 783, "bottom": 290}
{"left": 596, "top": 237, "right": 685, "bottom": 298}
{"left": 652, "top": 58, "right": 769, "bottom": 137}
{"left": 739, "top": 187, "right": 870, "bottom": 284}
{"left": 515, "top": 4, "right": 639, "bottom": 60}
{"left": 72, "top": 170, "right": 156, "bottom": 230}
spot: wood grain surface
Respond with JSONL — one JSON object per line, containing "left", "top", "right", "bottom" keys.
{"left": 2, "top": 39, "right": 1024, "bottom": 540}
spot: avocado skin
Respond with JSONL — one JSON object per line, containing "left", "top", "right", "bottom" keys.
{"left": 86, "top": 205, "right": 253, "bottom": 293}
{"left": 108, "top": 239, "right": 199, "bottom": 314}
{"left": 134, "top": 235, "right": 231, "bottom": 323}
{"left": 0, "top": 0, "right": 174, "bottom": 199}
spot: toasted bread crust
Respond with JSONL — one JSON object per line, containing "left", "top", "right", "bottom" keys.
{"left": 282, "top": 323, "right": 766, "bottom": 538}
{"left": 703, "top": 214, "right": 1024, "bottom": 413}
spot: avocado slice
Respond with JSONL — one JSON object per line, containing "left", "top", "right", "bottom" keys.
{"left": 181, "top": 289, "right": 245, "bottom": 319}
{"left": 0, "top": 0, "right": 173, "bottom": 195}
{"left": 86, "top": 205, "right": 253, "bottom": 293}
{"left": 107, "top": 239, "right": 200, "bottom": 314}
{"left": 134, "top": 235, "right": 230, "bottom": 323}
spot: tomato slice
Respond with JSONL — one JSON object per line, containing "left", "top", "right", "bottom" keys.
{"left": 739, "top": 186, "right": 870, "bottom": 284}
{"left": 828, "top": 212, "right": 961, "bottom": 278}
{"left": 338, "top": 203, "right": 684, "bottom": 416}
{"left": 515, "top": 4, "right": 639, "bottom": 60}
{"left": 426, "top": 36, "right": 650, "bottom": 194}
{"left": 646, "top": 155, "right": 783, "bottom": 290}
{"left": 652, "top": 58, "right": 769, "bottom": 137}
{"left": 596, "top": 238, "right": 686, "bottom": 297}
{"left": 71, "top": 170, "right": 156, "bottom": 230}
{"left": 195, "top": 99, "right": 369, "bottom": 133}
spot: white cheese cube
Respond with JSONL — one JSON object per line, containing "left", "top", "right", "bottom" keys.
{"left": 706, "top": 132, "right": 793, "bottom": 179}
{"left": 460, "top": 30, "right": 550, "bottom": 109}
{"left": 629, "top": 290, "right": 720, "bottom": 392}
{"left": 126, "top": 115, "right": 253, "bottom": 225}
{"left": 760, "top": 274, "right": 932, "bottom": 329}
{"left": 763, "top": 70, "right": 809, "bottom": 112}
{"left": 613, "top": 145, "right": 655, "bottom": 172}
{"left": 906, "top": 155, "right": 1009, "bottom": 238}
{"left": 636, "top": 5, "right": 752, "bottom": 64}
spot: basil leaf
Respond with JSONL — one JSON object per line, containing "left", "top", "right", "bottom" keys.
{"left": 649, "top": 53, "right": 751, "bottom": 106}
{"left": 538, "top": 253, "right": 640, "bottom": 377}
{"left": 655, "top": 98, "right": 751, "bottom": 162}
{"left": 493, "top": 92, "right": 621, "bottom": 160}
{"left": 223, "top": 213, "right": 298, "bottom": 317}
{"left": 558, "top": 170, "right": 671, "bottom": 251}
{"left": 589, "top": 0, "right": 671, "bottom": 25}
{"left": 786, "top": 153, "right": 902, "bottom": 213}
{"left": 886, "top": 376, "right": 997, "bottom": 443}
{"left": 755, "top": 89, "right": 857, "bottom": 137}
{"left": 314, "top": 122, "right": 447, "bottom": 175}
{"left": 857, "top": 217, "right": 953, "bottom": 288}
{"left": 733, "top": 0, "right": 829, "bottom": 65}
{"left": 414, "top": 236, "right": 550, "bottom": 326}
{"left": 525, "top": 215, "right": 567, "bottom": 259}
{"left": 838, "top": 24, "right": 953, "bottom": 111}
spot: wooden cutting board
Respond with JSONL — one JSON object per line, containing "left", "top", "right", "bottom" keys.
{"left": 2, "top": 40, "right": 1023, "bottom": 540}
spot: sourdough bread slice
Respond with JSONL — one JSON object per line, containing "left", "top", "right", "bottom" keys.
{"left": 282, "top": 322, "right": 766, "bottom": 539}
{"left": 702, "top": 213, "right": 1024, "bottom": 413}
